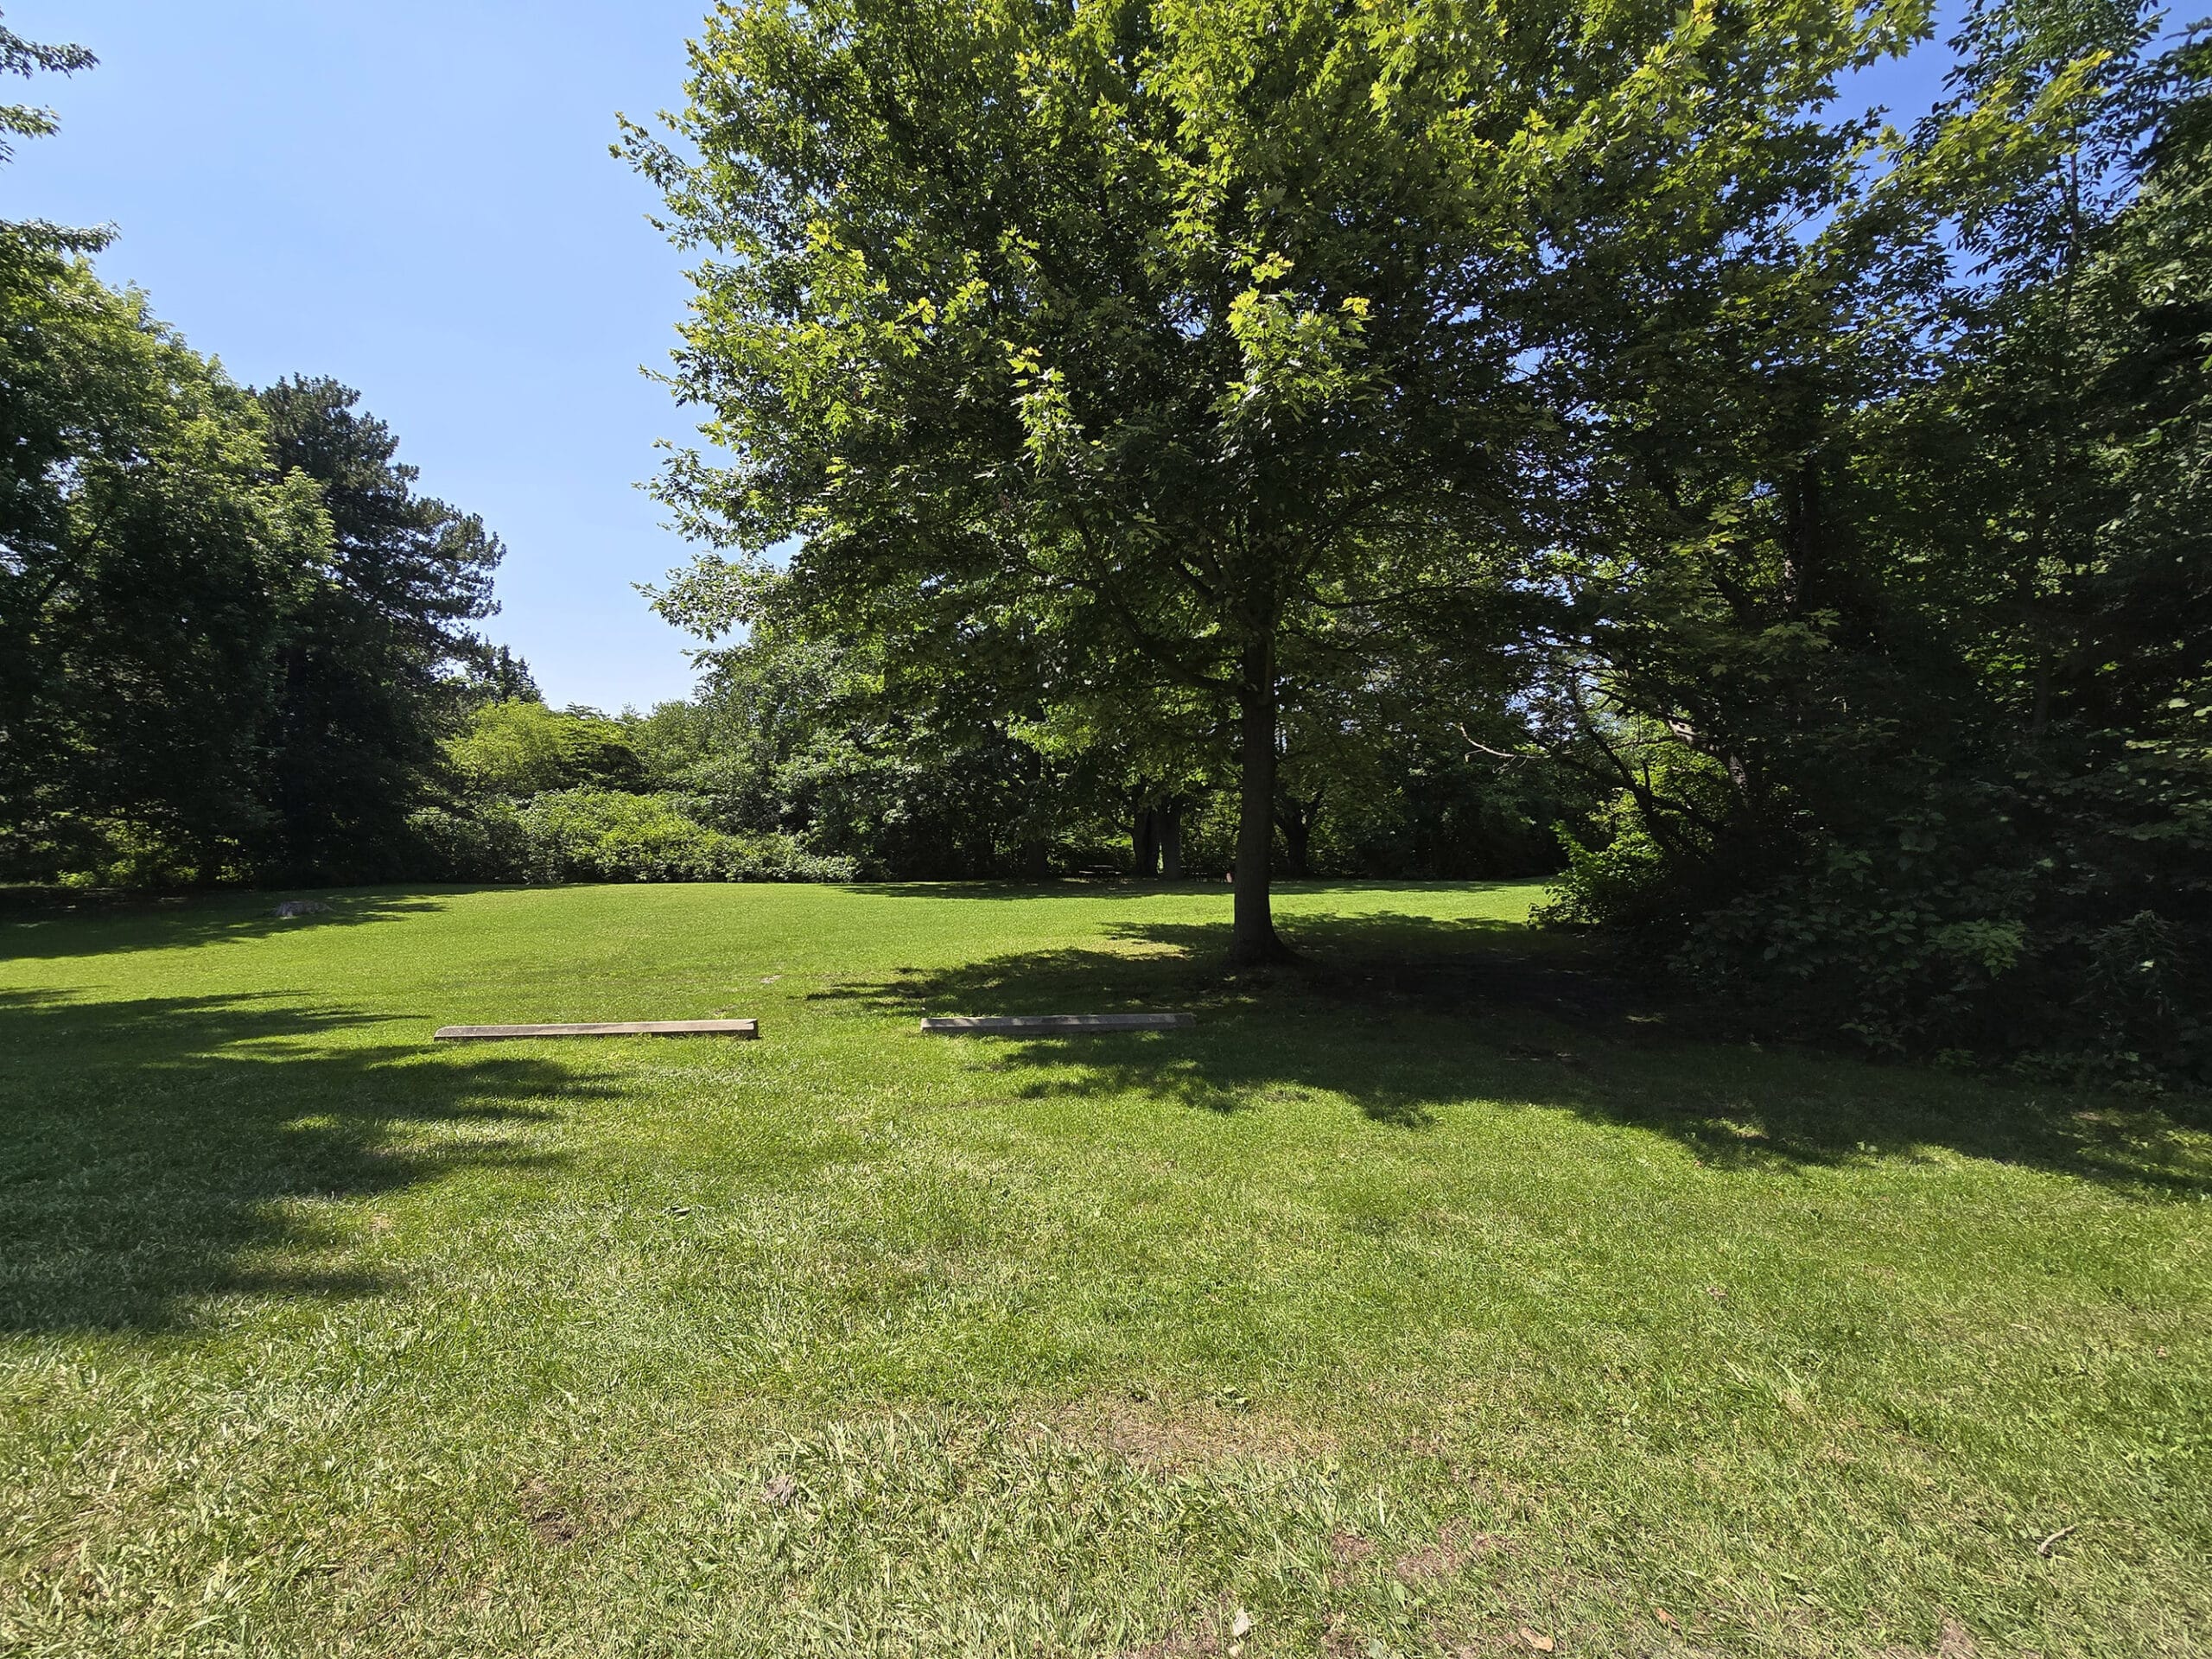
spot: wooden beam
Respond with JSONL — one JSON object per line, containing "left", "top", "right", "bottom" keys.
{"left": 918, "top": 1013, "right": 1194, "bottom": 1034}
{"left": 434, "top": 1020, "right": 759, "bottom": 1041}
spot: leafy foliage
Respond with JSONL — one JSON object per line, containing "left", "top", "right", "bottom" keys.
{"left": 427, "top": 697, "right": 851, "bottom": 884}
{"left": 0, "top": 26, "right": 520, "bottom": 887}
{"left": 512, "top": 788, "right": 854, "bottom": 884}
{"left": 1545, "top": 6, "right": 2212, "bottom": 1082}
{"left": 0, "top": 16, "right": 104, "bottom": 259}
{"left": 445, "top": 699, "right": 645, "bottom": 799}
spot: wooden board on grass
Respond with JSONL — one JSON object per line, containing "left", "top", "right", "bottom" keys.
{"left": 435, "top": 1020, "right": 759, "bottom": 1041}
{"left": 918, "top": 1013, "right": 1193, "bottom": 1035}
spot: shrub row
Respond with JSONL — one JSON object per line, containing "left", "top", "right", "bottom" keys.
{"left": 408, "top": 789, "right": 857, "bottom": 885}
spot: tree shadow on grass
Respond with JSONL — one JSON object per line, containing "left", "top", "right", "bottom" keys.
{"left": 0, "top": 885, "right": 516, "bottom": 962}
{"left": 0, "top": 988, "right": 590, "bottom": 1333}
{"left": 830, "top": 915, "right": 2212, "bottom": 1200}
{"left": 855, "top": 877, "right": 1536, "bottom": 903}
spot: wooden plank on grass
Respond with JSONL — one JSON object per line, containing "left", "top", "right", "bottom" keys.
{"left": 918, "top": 1013, "right": 1193, "bottom": 1034}
{"left": 434, "top": 1020, "right": 759, "bottom": 1041}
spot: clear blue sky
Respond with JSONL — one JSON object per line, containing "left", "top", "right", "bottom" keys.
{"left": 4, "top": 2, "right": 1959, "bottom": 715}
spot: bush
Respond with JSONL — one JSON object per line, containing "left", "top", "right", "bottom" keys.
{"left": 514, "top": 790, "right": 856, "bottom": 884}
{"left": 404, "top": 800, "right": 527, "bottom": 882}
{"left": 409, "top": 789, "right": 856, "bottom": 885}
{"left": 1548, "top": 760, "right": 2210, "bottom": 1085}
{"left": 1668, "top": 839, "right": 2036, "bottom": 1058}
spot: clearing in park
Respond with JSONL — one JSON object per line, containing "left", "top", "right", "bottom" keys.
{"left": 2, "top": 880, "right": 2206, "bottom": 1657}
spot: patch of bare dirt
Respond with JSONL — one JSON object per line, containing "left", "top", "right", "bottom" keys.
{"left": 1323, "top": 1521, "right": 1506, "bottom": 1591}
{"left": 1875, "top": 1618, "right": 1979, "bottom": 1659}
{"left": 1122, "top": 1637, "right": 1223, "bottom": 1659}
{"left": 1046, "top": 1393, "right": 1333, "bottom": 1471}
{"left": 1393, "top": 1522, "right": 1503, "bottom": 1584}
{"left": 16, "top": 1538, "right": 109, "bottom": 1609}
{"left": 1329, "top": 1528, "right": 1377, "bottom": 1566}
{"left": 517, "top": 1476, "right": 581, "bottom": 1547}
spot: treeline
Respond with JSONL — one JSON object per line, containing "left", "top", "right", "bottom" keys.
{"left": 3, "top": 18, "right": 1556, "bottom": 895}
{"left": 494, "top": 621, "right": 1584, "bottom": 883}
{"left": 421, "top": 655, "right": 1580, "bottom": 887}
{"left": 413, "top": 696, "right": 856, "bottom": 884}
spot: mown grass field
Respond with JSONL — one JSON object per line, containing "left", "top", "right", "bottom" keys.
{"left": 2, "top": 880, "right": 2207, "bottom": 1658}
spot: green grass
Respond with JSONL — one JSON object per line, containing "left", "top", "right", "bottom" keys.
{"left": 2, "top": 880, "right": 2207, "bottom": 1658}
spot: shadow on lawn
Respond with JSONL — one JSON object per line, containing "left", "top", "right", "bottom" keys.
{"left": 835, "top": 915, "right": 2212, "bottom": 1200}
{"left": 857, "top": 877, "right": 1533, "bottom": 903}
{"left": 0, "top": 989, "right": 585, "bottom": 1333}
{"left": 0, "top": 885, "right": 506, "bottom": 961}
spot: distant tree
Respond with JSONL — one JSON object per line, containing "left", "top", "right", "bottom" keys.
{"left": 467, "top": 641, "right": 543, "bottom": 708}
{"left": 252, "top": 376, "right": 503, "bottom": 880}
{"left": 1, "top": 33, "right": 524, "bottom": 887}
{"left": 649, "top": 569, "right": 1115, "bottom": 879}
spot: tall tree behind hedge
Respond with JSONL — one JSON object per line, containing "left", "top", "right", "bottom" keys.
{"left": 253, "top": 377, "right": 504, "bottom": 880}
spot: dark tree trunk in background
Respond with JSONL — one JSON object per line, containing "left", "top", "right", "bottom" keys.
{"left": 1133, "top": 804, "right": 1160, "bottom": 876}
{"left": 1230, "top": 637, "right": 1289, "bottom": 963}
{"left": 1158, "top": 799, "right": 1183, "bottom": 880}
{"left": 1276, "top": 792, "right": 1318, "bottom": 879}
{"left": 964, "top": 830, "right": 995, "bottom": 877}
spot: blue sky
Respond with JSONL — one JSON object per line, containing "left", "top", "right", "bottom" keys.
{"left": 6, "top": 2, "right": 1959, "bottom": 714}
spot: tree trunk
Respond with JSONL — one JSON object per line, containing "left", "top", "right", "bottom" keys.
{"left": 1132, "top": 804, "right": 1160, "bottom": 877}
{"left": 1276, "top": 793, "right": 1315, "bottom": 879}
{"left": 1158, "top": 799, "right": 1183, "bottom": 880}
{"left": 1230, "top": 638, "right": 1289, "bottom": 963}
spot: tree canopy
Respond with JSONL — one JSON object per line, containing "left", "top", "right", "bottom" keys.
{"left": 621, "top": 0, "right": 2209, "bottom": 1076}
{"left": 626, "top": 0, "right": 1949, "bottom": 959}
{"left": 255, "top": 376, "right": 505, "bottom": 880}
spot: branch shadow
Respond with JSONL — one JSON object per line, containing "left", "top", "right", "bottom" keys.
{"left": 0, "top": 885, "right": 510, "bottom": 962}
{"left": 829, "top": 915, "right": 2212, "bottom": 1198}
{"left": 0, "top": 988, "right": 592, "bottom": 1332}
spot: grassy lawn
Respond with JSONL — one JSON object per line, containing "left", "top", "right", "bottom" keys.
{"left": 2, "top": 880, "right": 2207, "bottom": 1657}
